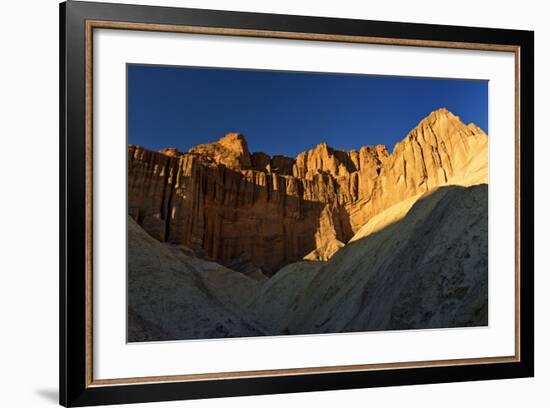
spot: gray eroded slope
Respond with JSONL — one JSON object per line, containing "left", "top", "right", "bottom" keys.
{"left": 127, "top": 217, "right": 266, "bottom": 341}
{"left": 129, "top": 184, "right": 488, "bottom": 340}
{"left": 251, "top": 184, "right": 488, "bottom": 334}
{"left": 246, "top": 261, "right": 325, "bottom": 333}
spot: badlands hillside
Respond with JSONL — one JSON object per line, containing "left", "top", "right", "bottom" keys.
{"left": 127, "top": 108, "right": 488, "bottom": 341}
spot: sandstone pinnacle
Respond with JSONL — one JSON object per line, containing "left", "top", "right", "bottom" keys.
{"left": 189, "top": 132, "right": 252, "bottom": 169}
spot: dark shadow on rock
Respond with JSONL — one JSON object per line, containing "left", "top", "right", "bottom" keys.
{"left": 128, "top": 146, "right": 331, "bottom": 276}
{"left": 127, "top": 183, "right": 488, "bottom": 342}
{"left": 287, "top": 184, "right": 488, "bottom": 335}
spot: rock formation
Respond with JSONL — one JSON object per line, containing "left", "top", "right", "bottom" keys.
{"left": 127, "top": 107, "right": 489, "bottom": 342}
{"left": 128, "top": 184, "right": 488, "bottom": 340}
{"left": 128, "top": 108, "right": 487, "bottom": 275}
{"left": 247, "top": 184, "right": 488, "bottom": 334}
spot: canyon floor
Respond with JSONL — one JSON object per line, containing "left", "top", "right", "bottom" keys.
{"left": 127, "top": 108, "right": 488, "bottom": 342}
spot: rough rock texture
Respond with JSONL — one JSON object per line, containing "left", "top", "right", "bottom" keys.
{"left": 248, "top": 184, "right": 488, "bottom": 334}
{"left": 188, "top": 132, "right": 252, "bottom": 169}
{"left": 128, "top": 108, "right": 487, "bottom": 274}
{"left": 128, "top": 184, "right": 488, "bottom": 341}
{"left": 345, "top": 108, "right": 488, "bottom": 232}
{"left": 128, "top": 107, "right": 490, "bottom": 341}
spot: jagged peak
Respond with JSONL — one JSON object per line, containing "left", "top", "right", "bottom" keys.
{"left": 189, "top": 132, "right": 250, "bottom": 155}
{"left": 188, "top": 132, "right": 252, "bottom": 169}
{"left": 216, "top": 132, "right": 250, "bottom": 155}
{"left": 360, "top": 144, "right": 389, "bottom": 156}
{"left": 218, "top": 132, "right": 247, "bottom": 144}
{"left": 403, "top": 108, "right": 479, "bottom": 142}
{"left": 308, "top": 141, "right": 358, "bottom": 157}
{"left": 302, "top": 142, "right": 332, "bottom": 156}
{"left": 420, "top": 107, "right": 461, "bottom": 124}
{"left": 159, "top": 147, "right": 183, "bottom": 158}
{"left": 429, "top": 107, "right": 454, "bottom": 117}
{"left": 156, "top": 108, "right": 484, "bottom": 175}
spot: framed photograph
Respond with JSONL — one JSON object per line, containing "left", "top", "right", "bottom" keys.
{"left": 60, "top": 1, "right": 534, "bottom": 406}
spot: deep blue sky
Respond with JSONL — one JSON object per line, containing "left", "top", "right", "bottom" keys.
{"left": 128, "top": 64, "right": 488, "bottom": 157}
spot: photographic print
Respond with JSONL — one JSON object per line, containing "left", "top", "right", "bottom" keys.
{"left": 126, "top": 65, "right": 489, "bottom": 343}
{"left": 60, "top": 4, "right": 533, "bottom": 404}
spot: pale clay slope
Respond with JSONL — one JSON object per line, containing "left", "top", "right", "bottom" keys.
{"left": 128, "top": 183, "right": 488, "bottom": 339}
{"left": 245, "top": 121, "right": 489, "bottom": 334}
{"left": 127, "top": 217, "right": 265, "bottom": 341}
{"left": 252, "top": 184, "right": 488, "bottom": 334}
{"left": 245, "top": 261, "right": 325, "bottom": 333}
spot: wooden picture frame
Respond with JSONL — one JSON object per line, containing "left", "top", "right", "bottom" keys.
{"left": 60, "top": 1, "right": 534, "bottom": 406}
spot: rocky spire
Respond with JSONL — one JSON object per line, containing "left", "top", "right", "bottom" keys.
{"left": 189, "top": 132, "right": 252, "bottom": 169}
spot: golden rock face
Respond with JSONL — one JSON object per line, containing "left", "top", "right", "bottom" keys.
{"left": 127, "top": 108, "right": 487, "bottom": 275}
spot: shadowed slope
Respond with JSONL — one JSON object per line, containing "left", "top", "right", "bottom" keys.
{"left": 127, "top": 217, "right": 267, "bottom": 341}
{"left": 129, "top": 184, "right": 487, "bottom": 340}
{"left": 249, "top": 184, "right": 488, "bottom": 334}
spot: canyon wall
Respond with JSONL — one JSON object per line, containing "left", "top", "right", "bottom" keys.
{"left": 127, "top": 108, "right": 488, "bottom": 274}
{"left": 246, "top": 184, "right": 488, "bottom": 334}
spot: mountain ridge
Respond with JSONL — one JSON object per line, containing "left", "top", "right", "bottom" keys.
{"left": 141, "top": 108, "right": 481, "bottom": 176}
{"left": 127, "top": 108, "right": 487, "bottom": 274}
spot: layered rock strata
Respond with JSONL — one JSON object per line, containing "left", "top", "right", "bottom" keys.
{"left": 128, "top": 108, "right": 487, "bottom": 274}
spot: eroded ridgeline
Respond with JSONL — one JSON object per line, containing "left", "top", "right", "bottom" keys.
{"left": 128, "top": 108, "right": 487, "bottom": 275}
